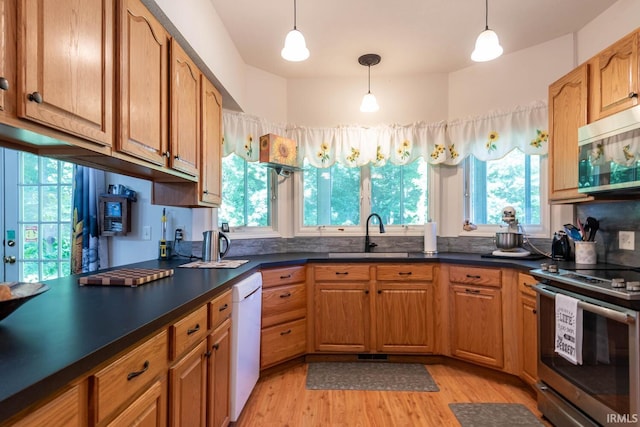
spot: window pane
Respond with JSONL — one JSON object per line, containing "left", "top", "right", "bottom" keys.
{"left": 219, "top": 154, "right": 271, "bottom": 227}
{"left": 41, "top": 186, "right": 59, "bottom": 221}
{"left": 22, "top": 262, "right": 39, "bottom": 283}
{"left": 469, "top": 149, "right": 541, "bottom": 225}
{"left": 303, "top": 161, "right": 360, "bottom": 226}
{"left": 22, "top": 224, "right": 39, "bottom": 259}
{"left": 371, "top": 160, "right": 428, "bottom": 224}
{"left": 21, "top": 187, "right": 39, "bottom": 221}
{"left": 21, "top": 152, "right": 39, "bottom": 184}
{"left": 42, "top": 224, "right": 58, "bottom": 259}
{"left": 41, "top": 158, "right": 58, "bottom": 183}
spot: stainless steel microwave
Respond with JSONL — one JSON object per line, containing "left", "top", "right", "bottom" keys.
{"left": 578, "top": 105, "right": 640, "bottom": 194}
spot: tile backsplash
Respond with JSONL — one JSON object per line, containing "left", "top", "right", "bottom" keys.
{"left": 575, "top": 200, "right": 640, "bottom": 267}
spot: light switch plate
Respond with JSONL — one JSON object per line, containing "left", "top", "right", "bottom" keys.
{"left": 142, "top": 226, "right": 152, "bottom": 241}
{"left": 619, "top": 231, "right": 635, "bottom": 250}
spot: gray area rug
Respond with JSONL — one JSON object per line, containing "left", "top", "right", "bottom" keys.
{"left": 306, "top": 362, "right": 440, "bottom": 392}
{"left": 449, "top": 403, "right": 545, "bottom": 426}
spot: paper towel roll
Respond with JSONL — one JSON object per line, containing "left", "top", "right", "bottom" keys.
{"left": 423, "top": 222, "right": 437, "bottom": 253}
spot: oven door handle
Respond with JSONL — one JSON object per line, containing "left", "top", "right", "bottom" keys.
{"left": 534, "top": 285, "right": 636, "bottom": 325}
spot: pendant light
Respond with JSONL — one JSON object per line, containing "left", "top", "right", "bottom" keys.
{"left": 471, "top": 0, "right": 503, "bottom": 62}
{"left": 359, "top": 54, "right": 381, "bottom": 113}
{"left": 281, "top": 0, "right": 309, "bottom": 62}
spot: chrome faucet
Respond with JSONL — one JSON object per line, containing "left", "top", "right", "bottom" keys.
{"left": 365, "top": 213, "right": 385, "bottom": 252}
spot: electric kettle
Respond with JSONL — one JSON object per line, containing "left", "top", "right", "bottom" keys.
{"left": 202, "top": 230, "right": 231, "bottom": 262}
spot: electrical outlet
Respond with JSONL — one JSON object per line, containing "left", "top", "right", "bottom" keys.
{"left": 619, "top": 231, "right": 635, "bottom": 250}
{"left": 175, "top": 226, "right": 185, "bottom": 241}
{"left": 142, "top": 226, "right": 151, "bottom": 241}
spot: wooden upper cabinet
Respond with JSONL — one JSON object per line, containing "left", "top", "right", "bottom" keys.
{"left": 117, "top": 0, "right": 169, "bottom": 166}
{"left": 18, "top": 0, "right": 113, "bottom": 146}
{"left": 201, "top": 76, "right": 223, "bottom": 205}
{"left": 170, "top": 39, "right": 200, "bottom": 177}
{"left": 548, "top": 64, "right": 592, "bottom": 203}
{"left": 0, "top": 0, "right": 12, "bottom": 113}
{"left": 589, "top": 30, "right": 639, "bottom": 121}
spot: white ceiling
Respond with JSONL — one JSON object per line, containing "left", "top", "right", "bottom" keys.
{"left": 209, "top": 0, "right": 617, "bottom": 79}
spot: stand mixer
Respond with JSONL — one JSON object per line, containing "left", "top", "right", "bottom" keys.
{"left": 492, "top": 206, "right": 531, "bottom": 257}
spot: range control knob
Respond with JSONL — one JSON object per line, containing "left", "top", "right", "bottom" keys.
{"left": 611, "top": 278, "right": 626, "bottom": 288}
{"left": 626, "top": 281, "right": 640, "bottom": 291}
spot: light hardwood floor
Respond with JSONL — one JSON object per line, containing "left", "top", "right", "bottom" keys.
{"left": 235, "top": 360, "right": 552, "bottom": 426}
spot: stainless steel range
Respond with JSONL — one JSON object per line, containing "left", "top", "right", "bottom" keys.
{"left": 531, "top": 267, "right": 640, "bottom": 426}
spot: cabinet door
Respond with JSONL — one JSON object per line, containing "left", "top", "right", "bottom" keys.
{"left": 376, "top": 284, "right": 433, "bottom": 353}
{"left": 548, "top": 64, "right": 591, "bottom": 203}
{"left": 117, "top": 0, "right": 169, "bottom": 166}
{"left": 19, "top": 0, "right": 113, "bottom": 146}
{"left": 170, "top": 39, "right": 200, "bottom": 177}
{"left": 201, "top": 76, "right": 222, "bottom": 205}
{"left": 106, "top": 379, "right": 167, "bottom": 427}
{"left": 169, "top": 340, "right": 207, "bottom": 427}
{"left": 314, "top": 283, "right": 370, "bottom": 352}
{"left": 207, "top": 319, "right": 231, "bottom": 427}
{"left": 518, "top": 272, "right": 538, "bottom": 385}
{"left": 450, "top": 284, "right": 503, "bottom": 368}
{"left": 261, "top": 318, "right": 306, "bottom": 369}
{"left": 0, "top": 0, "right": 13, "bottom": 113}
{"left": 590, "top": 31, "right": 639, "bottom": 121}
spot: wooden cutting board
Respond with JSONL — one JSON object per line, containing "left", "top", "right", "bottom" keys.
{"left": 78, "top": 268, "right": 174, "bottom": 287}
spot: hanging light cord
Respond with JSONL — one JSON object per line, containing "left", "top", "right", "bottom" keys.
{"left": 293, "top": 0, "right": 298, "bottom": 30}
{"left": 484, "top": 0, "right": 489, "bottom": 30}
{"left": 367, "top": 65, "right": 371, "bottom": 94}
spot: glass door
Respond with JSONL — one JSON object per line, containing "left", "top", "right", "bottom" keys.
{"left": 1, "top": 148, "right": 73, "bottom": 282}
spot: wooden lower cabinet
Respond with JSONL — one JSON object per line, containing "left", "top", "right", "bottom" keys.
{"left": 518, "top": 273, "right": 538, "bottom": 386}
{"left": 260, "top": 266, "right": 307, "bottom": 368}
{"left": 207, "top": 319, "right": 231, "bottom": 427}
{"left": 10, "top": 384, "right": 85, "bottom": 427}
{"left": 91, "top": 330, "right": 169, "bottom": 426}
{"left": 169, "top": 340, "right": 207, "bottom": 427}
{"left": 314, "top": 282, "right": 370, "bottom": 352}
{"left": 311, "top": 263, "right": 435, "bottom": 354}
{"left": 449, "top": 284, "right": 503, "bottom": 368}
{"left": 376, "top": 283, "right": 433, "bottom": 353}
{"left": 106, "top": 379, "right": 166, "bottom": 427}
{"left": 261, "top": 318, "right": 307, "bottom": 367}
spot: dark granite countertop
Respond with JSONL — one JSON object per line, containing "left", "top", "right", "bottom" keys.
{"left": 0, "top": 251, "right": 575, "bottom": 421}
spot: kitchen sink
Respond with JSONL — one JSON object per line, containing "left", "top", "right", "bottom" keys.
{"left": 327, "top": 252, "right": 409, "bottom": 258}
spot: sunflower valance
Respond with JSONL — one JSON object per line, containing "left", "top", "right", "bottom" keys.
{"left": 222, "top": 101, "right": 548, "bottom": 168}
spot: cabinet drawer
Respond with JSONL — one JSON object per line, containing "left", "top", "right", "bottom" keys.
{"left": 261, "top": 266, "right": 306, "bottom": 288}
{"left": 91, "top": 330, "right": 168, "bottom": 425}
{"left": 171, "top": 305, "right": 208, "bottom": 360}
{"left": 449, "top": 266, "right": 501, "bottom": 288}
{"left": 376, "top": 264, "right": 433, "bottom": 281}
{"left": 262, "top": 283, "right": 306, "bottom": 328}
{"left": 209, "top": 289, "right": 232, "bottom": 330}
{"left": 314, "top": 264, "right": 370, "bottom": 281}
{"left": 261, "top": 318, "right": 306, "bottom": 369}
{"left": 518, "top": 273, "right": 537, "bottom": 297}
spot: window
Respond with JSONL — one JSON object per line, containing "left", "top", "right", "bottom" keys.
{"left": 302, "top": 158, "right": 429, "bottom": 228}
{"left": 371, "top": 160, "right": 428, "bottom": 225}
{"left": 465, "top": 149, "right": 542, "bottom": 227}
{"left": 19, "top": 152, "right": 74, "bottom": 281}
{"left": 219, "top": 154, "right": 272, "bottom": 227}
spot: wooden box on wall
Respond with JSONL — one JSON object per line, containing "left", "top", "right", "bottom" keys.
{"left": 99, "top": 195, "right": 132, "bottom": 236}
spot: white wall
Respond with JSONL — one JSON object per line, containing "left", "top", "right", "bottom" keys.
{"left": 287, "top": 74, "right": 449, "bottom": 127}
{"left": 105, "top": 174, "right": 193, "bottom": 266}
{"left": 243, "top": 66, "right": 288, "bottom": 123}
{"left": 577, "top": 0, "right": 640, "bottom": 62}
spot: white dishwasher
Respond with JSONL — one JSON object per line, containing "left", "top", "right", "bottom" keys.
{"left": 230, "top": 272, "right": 262, "bottom": 422}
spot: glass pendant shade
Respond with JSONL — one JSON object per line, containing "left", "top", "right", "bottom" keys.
{"left": 360, "top": 92, "right": 379, "bottom": 112}
{"left": 471, "top": 28, "right": 503, "bottom": 62}
{"left": 281, "top": 29, "right": 309, "bottom": 62}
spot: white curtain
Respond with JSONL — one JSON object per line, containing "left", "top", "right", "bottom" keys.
{"left": 222, "top": 101, "right": 548, "bottom": 168}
